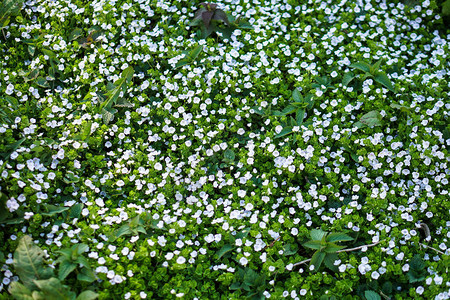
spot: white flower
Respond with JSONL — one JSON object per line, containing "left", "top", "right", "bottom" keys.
{"left": 239, "top": 257, "right": 248, "bottom": 266}
{"left": 176, "top": 257, "right": 186, "bottom": 264}
{"left": 371, "top": 271, "right": 380, "bottom": 279}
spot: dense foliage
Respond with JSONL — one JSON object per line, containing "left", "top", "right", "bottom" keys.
{"left": 0, "top": 0, "right": 449, "bottom": 299}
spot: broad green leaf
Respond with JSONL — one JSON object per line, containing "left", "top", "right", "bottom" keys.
{"left": 41, "top": 204, "right": 70, "bottom": 216}
{"left": 323, "top": 253, "right": 339, "bottom": 272}
{"left": 77, "top": 267, "right": 96, "bottom": 283}
{"left": 360, "top": 110, "right": 382, "bottom": 127}
{"left": 101, "top": 108, "right": 115, "bottom": 125}
{"left": 289, "top": 116, "right": 297, "bottom": 127}
{"left": 390, "top": 103, "right": 410, "bottom": 112}
{"left": 236, "top": 21, "right": 253, "bottom": 29}
{"left": 342, "top": 72, "right": 355, "bottom": 86}
{"left": 56, "top": 249, "right": 72, "bottom": 260}
{"left": 310, "top": 251, "right": 326, "bottom": 271}
{"left": 230, "top": 282, "right": 241, "bottom": 290}
{"left": 275, "top": 126, "right": 293, "bottom": 139}
{"left": 349, "top": 61, "right": 371, "bottom": 73}
{"left": 8, "top": 281, "right": 34, "bottom": 300}
{"left": 296, "top": 109, "right": 305, "bottom": 127}
{"left": 69, "top": 203, "right": 83, "bottom": 219}
{"left": 0, "top": 0, "right": 24, "bottom": 26}
{"left": 283, "top": 243, "right": 298, "bottom": 256}
{"left": 27, "top": 45, "right": 35, "bottom": 56}
{"left": 371, "top": 59, "right": 383, "bottom": 74}
{"left": 279, "top": 105, "right": 297, "bottom": 115}
{"left": 114, "top": 98, "right": 134, "bottom": 108}
{"left": 326, "top": 232, "right": 353, "bottom": 243}
{"left": 364, "top": 290, "right": 381, "bottom": 300}
{"left": 13, "top": 236, "right": 54, "bottom": 290}
{"left": 58, "top": 260, "right": 77, "bottom": 281}
{"left": 323, "top": 243, "right": 346, "bottom": 253}
{"left": 213, "top": 9, "right": 229, "bottom": 25}
{"left": 223, "top": 149, "right": 235, "bottom": 161}
{"left": 35, "top": 77, "right": 50, "bottom": 88}
{"left": 115, "top": 225, "right": 132, "bottom": 239}
{"left": 243, "top": 268, "right": 259, "bottom": 286}
{"left": 175, "top": 59, "right": 190, "bottom": 69}
{"left": 302, "top": 240, "right": 322, "bottom": 250}
{"left": 189, "top": 45, "right": 203, "bottom": 60}
{"left": 292, "top": 89, "right": 303, "bottom": 103}
{"left": 235, "top": 227, "right": 251, "bottom": 239}
{"left": 409, "top": 255, "right": 426, "bottom": 270}
{"left": 216, "top": 244, "right": 234, "bottom": 259}
{"left": 33, "top": 278, "right": 74, "bottom": 300}
{"left": 443, "top": 0, "right": 450, "bottom": 16}
{"left": 76, "top": 290, "right": 98, "bottom": 300}
{"left": 69, "top": 28, "right": 83, "bottom": 41}
{"left": 99, "top": 66, "right": 134, "bottom": 111}
{"left": 315, "top": 76, "right": 330, "bottom": 86}
{"left": 374, "top": 72, "right": 395, "bottom": 92}
{"left": 310, "top": 229, "right": 327, "bottom": 241}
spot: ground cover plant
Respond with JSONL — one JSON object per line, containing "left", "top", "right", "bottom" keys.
{"left": 0, "top": 0, "right": 449, "bottom": 299}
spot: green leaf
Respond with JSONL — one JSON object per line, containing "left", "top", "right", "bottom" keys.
{"left": 0, "top": 0, "right": 24, "bottom": 26}
{"left": 114, "top": 98, "right": 134, "bottom": 108}
{"left": 175, "top": 59, "right": 191, "bottom": 69}
{"left": 115, "top": 225, "right": 132, "bottom": 239}
{"left": 41, "top": 204, "right": 70, "bottom": 216}
{"left": 216, "top": 244, "right": 234, "bottom": 259}
{"left": 390, "top": 103, "right": 410, "bottom": 112}
{"left": 13, "top": 236, "right": 54, "bottom": 290}
{"left": 296, "top": 109, "right": 305, "bottom": 127}
{"left": 342, "top": 72, "right": 355, "bottom": 86}
{"left": 69, "top": 28, "right": 83, "bottom": 41}
{"left": 33, "top": 278, "right": 74, "bottom": 300}
{"left": 58, "top": 260, "right": 77, "bottom": 281}
{"left": 99, "top": 66, "right": 134, "bottom": 111}
{"left": 374, "top": 72, "right": 395, "bottom": 92}
{"left": 323, "top": 253, "right": 339, "bottom": 272}
{"left": 8, "top": 281, "right": 34, "bottom": 300}
{"left": 364, "top": 290, "right": 381, "bottom": 300}
{"left": 275, "top": 126, "right": 293, "bottom": 139}
{"left": 310, "top": 229, "right": 327, "bottom": 241}
{"left": 323, "top": 243, "right": 346, "bottom": 253}
{"left": 101, "top": 107, "right": 115, "bottom": 125}
{"left": 279, "top": 105, "right": 297, "bottom": 115}
{"left": 235, "top": 227, "right": 251, "bottom": 239}
{"left": 283, "top": 243, "right": 298, "bottom": 256}
{"left": 189, "top": 45, "right": 203, "bottom": 60}
{"left": 371, "top": 59, "right": 383, "bottom": 74}
{"left": 223, "top": 149, "right": 235, "bottom": 161}
{"left": 443, "top": 0, "right": 450, "bottom": 16}
{"left": 236, "top": 21, "right": 253, "bottom": 30}
{"left": 349, "top": 61, "right": 371, "bottom": 73}
{"left": 303, "top": 240, "right": 322, "bottom": 250}
{"left": 292, "top": 89, "right": 303, "bottom": 103}
{"left": 77, "top": 267, "right": 96, "bottom": 283}
{"left": 360, "top": 110, "right": 383, "bottom": 127}
{"left": 243, "top": 268, "right": 259, "bottom": 286}
{"left": 27, "top": 45, "right": 35, "bottom": 57}
{"left": 326, "top": 232, "right": 353, "bottom": 243}
{"left": 76, "top": 291, "right": 98, "bottom": 300}
{"left": 35, "top": 77, "right": 50, "bottom": 88}
{"left": 230, "top": 282, "right": 241, "bottom": 290}
{"left": 310, "top": 251, "right": 326, "bottom": 271}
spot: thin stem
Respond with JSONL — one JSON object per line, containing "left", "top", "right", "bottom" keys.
{"left": 292, "top": 240, "right": 384, "bottom": 269}
{"left": 419, "top": 243, "right": 446, "bottom": 256}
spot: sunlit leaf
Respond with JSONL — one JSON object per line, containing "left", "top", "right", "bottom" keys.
{"left": 349, "top": 61, "right": 371, "bottom": 73}
{"left": 374, "top": 72, "right": 395, "bottom": 92}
